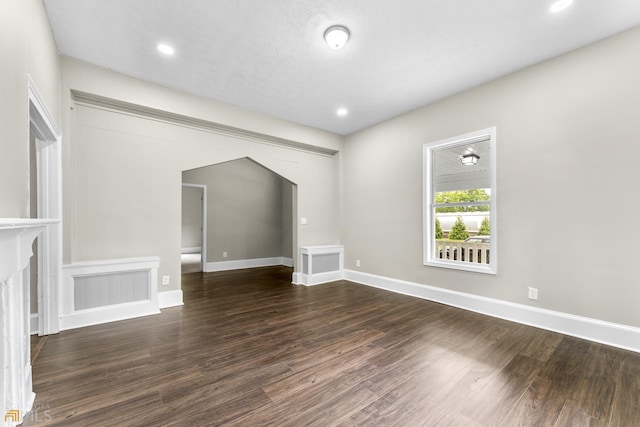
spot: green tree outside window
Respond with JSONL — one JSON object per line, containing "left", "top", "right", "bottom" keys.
{"left": 448, "top": 216, "right": 470, "bottom": 240}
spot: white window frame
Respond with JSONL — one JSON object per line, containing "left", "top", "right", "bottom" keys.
{"left": 423, "top": 127, "right": 497, "bottom": 274}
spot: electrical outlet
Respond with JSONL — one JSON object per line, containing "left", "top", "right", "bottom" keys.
{"left": 223, "top": 251, "right": 228, "bottom": 258}
{"left": 300, "top": 217, "right": 308, "bottom": 225}
{"left": 356, "top": 259, "right": 361, "bottom": 268}
{"left": 162, "top": 275, "right": 170, "bottom": 286}
{"left": 528, "top": 287, "right": 538, "bottom": 300}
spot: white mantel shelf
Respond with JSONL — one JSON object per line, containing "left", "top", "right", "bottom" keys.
{"left": 1, "top": 218, "right": 58, "bottom": 426}
{"left": 0, "top": 218, "right": 58, "bottom": 227}
{"left": 0, "top": 218, "right": 58, "bottom": 282}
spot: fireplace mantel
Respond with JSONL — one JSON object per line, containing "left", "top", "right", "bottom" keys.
{"left": 0, "top": 218, "right": 57, "bottom": 426}
{"left": 0, "top": 219, "right": 56, "bottom": 281}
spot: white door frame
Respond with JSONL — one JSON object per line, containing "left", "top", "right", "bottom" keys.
{"left": 182, "top": 183, "right": 207, "bottom": 272}
{"left": 28, "top": 76, "right": 62, "bottom": 335}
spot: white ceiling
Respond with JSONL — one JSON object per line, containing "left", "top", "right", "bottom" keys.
{"left": 43, "top": 0, "right": 640, "bottom": 135}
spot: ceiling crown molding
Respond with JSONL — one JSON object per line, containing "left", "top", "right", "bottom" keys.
{"left": 70, "top": 90, "right": 338, "bottom": 157}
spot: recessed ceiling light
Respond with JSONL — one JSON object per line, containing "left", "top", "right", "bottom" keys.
{"left": 324, "top": 25, "right": 350, "bottom": 50}
{"left": 336, "top": 108, "right": 349, "bottom": 117}
{"left": 157, "top": 43, "right": 175, "bottom": 55}
{"left": 550, "top": 0, "right": 573, "bottom": 13}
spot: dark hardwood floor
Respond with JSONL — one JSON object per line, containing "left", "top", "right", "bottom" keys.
{"left": 24, "top": 266, "right": 640, "bottom": 426}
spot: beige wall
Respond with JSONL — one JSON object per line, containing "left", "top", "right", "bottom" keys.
{"left": 61, "top": 58, "right": 341, "bottom": 292}
{"left": 0, "top": 0, "right": 60, "bottom": 217}
{"left": 183, "top": 158, "right": 293, "bottom": 263}
{"left": 343, "top": 26, "right": 640, "bottom": 328}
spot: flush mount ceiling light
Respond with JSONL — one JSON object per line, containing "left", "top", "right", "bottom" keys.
{"left": 336, "top": 107, "right": 349, "bottom": 117}
{"left": 459, "top": 153, "right": 480, "bottom": 166}
{"left": 324, "top": 25, "right": 350, "bottom": 49}
{"left": 157, "top": 43, "right": 175, "bottom": 55}
{"left": 550, "top": 0, "right": 573, "bottom": 13}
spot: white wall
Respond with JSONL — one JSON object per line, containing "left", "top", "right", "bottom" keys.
{"left": 0, "top": 0, "right": 60, "bottom": 217}
{"left": 60, "top": 58, "right": 341, "bottom": 292}
{"left": 343, "top": 26, "right": 640, "bottom": 329}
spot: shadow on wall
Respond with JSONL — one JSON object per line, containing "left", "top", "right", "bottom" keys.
{"left": 182, "top": 157, "right": 296, "bottom": 271}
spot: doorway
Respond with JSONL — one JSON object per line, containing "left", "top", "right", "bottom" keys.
{"left": 28, "top": 76, "right": 62, "bottom": 336}
{"left": 182, "top": 158, "right": 297, "bottom": 276}
{"left": 181, "top": 183, "right": 207, "bottom": 274}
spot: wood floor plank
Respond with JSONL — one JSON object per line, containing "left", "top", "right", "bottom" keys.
{"left": 20, "top": 266, "right": 640, "bottom": 426}
{"left": 555, "top": 403, "right": 607, "bottom": 427}
{"left": 263, "top": 342, "right": 384, "bottom": 403}
{"left": 499, "top": 377, "right": 567, "bottom": 426}
{"left": 233, "top": 360, "right": 381, "bottom": 425}
{"left": 342, "top": 349, "right": 470, "bottom": 427}
{"left": 279, "top": 384, "right": 377, "bottom": 427}
{"left": 283, "top": 329, "right": 385, "bottom": 373}
{"left": 518, "top": 329, "right": 563, "bottom": 362}
{"left": 567, "top": 374, "right": 617, "bottom": 423}
{"left": 165, "top": 387, "right": 273, "bottom": 426}
{"left": 386, "top": 360, "right": 476, "bottom": 426}
{"left": 609, "top": 370, "right": 640, "bottom": 427}
{"left": 460, "top": 355, "right": 542, "bottom": 425}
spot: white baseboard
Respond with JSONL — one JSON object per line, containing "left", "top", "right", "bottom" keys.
{"left": 343, "top": 269, "right": 640, "bottom": 354}
{"left": 59, "top": 300, "right": 160, "bottom": 331}
{"left": 159, "top": 290, "right": 184, "bottom": 308}
{"left": 292, "top": 270, "right": 343, "bottom": 286}
{"left": 205, "top": 257, "right": 293, "bottom": 272}
{"left": 292, "top": 272, "right": 302, "bottom": 284}
{"left": 181, "top": 247, "right": 201, "bottom": 254}
{"left": 30, "top": 313, "right": 38, "bottom": 335}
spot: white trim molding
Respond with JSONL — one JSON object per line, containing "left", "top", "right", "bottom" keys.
{"left": 28, "top": 75, "right": 64, "bottom": 336}
{"left": 281, "top": 257, "right": 294, "bottom": 268}
{"left": 205, "top": 257, "right": 293, "bottom": 272}
{"left": 158, "top": 290, "right": 184, "bottom": 308}
{"left": 343, "top": 269, "right": 640, "bottom": 354}
{"left": 292, "top": 270, "right": 343, "bottom": 286}
{"left": 61, "top": 257, "right": 161, "bottom": 331}
{"left": 30, "top": 314, "right": 38, "bottom": 336}
{"left": 71, "top": 90, "right": 338, "bottom": 157}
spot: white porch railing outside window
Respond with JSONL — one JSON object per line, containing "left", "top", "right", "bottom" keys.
{"left": 435, "top": 241, "right": 490, "bottom": 264}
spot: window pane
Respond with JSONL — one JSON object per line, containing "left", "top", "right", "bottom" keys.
{"left": 433, "top": 139, "right": 491, "bottom": 193}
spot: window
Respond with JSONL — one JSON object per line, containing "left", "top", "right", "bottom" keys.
{"left": 423, "top": 128, "right": 496, "bottom": 274}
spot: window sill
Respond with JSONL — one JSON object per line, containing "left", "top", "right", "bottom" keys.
{"left": 424, "top": 258, "right": 496, "bottom": 275}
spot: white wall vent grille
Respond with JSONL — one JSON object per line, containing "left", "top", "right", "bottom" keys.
{"left": 295, "top": 245, "right": 343, "bottom": 286}
{"left": 74, "top": 270, "right": 149, "bottom": 310}
{"left": 62, "top": 257, "right": 160, "bottom": 330}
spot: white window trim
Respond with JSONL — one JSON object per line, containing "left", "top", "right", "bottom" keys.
{"left": 423, "top": 127, "right": 497, "bottom": 274}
